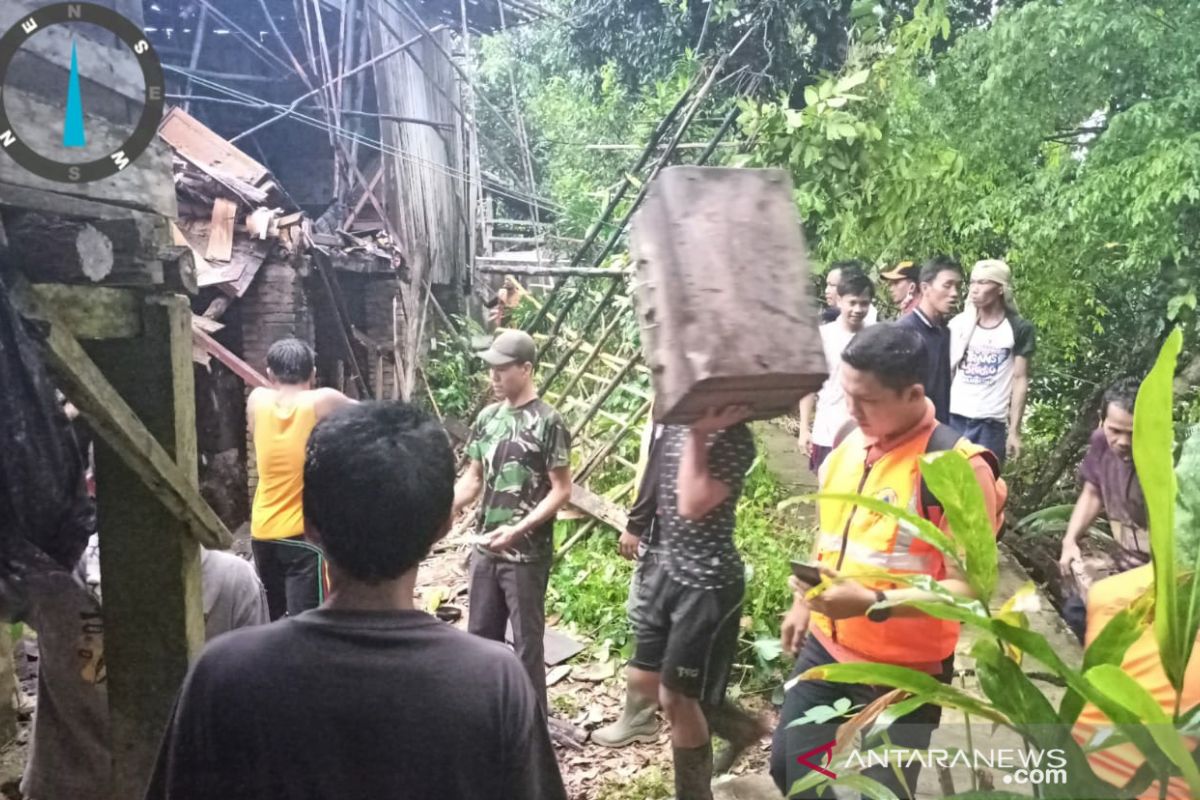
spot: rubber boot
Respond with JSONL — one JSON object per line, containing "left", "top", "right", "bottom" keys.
{"left": 672, "top": 741, "right": 714, "bottom": 800}
{"left": 707, "top": 701, "right": 769, "bottom": 775}
{"left": 592, "top": 688, "right": 659, "bottom": 747}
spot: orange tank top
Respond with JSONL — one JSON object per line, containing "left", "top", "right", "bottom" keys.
{"left": 251, "top": 391, "right": 318, "bottom": 541}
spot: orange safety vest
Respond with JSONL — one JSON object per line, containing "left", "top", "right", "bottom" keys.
{"left": 1072, "top": 566, "right": 1200, "bottom": 799}
{"left": 811, "top": 424, "right": 998, "bottom": 665}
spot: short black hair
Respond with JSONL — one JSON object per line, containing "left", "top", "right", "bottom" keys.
{"left": 841, "top": 323, "right": 928, "bottom": 391}
{"left": 829, "top": 259, "right": 866, "bottom": 274}
{"left": 1102, "top": 377, "right": 1139, "bottom": 418}
{"left": 267, "top": 338, "right": 315, "bottom": 384}
{"left": 837, "top": 271, "right": 875, "bottom": 300}
{"left": 303, "top": 402, "right": 454, "bottom": 583}
{"left": 919, "top": 255, "right": 963, "bottom": 286}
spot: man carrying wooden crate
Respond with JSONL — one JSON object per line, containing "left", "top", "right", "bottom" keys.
{"left": 453, "top": 330, "right": 572, "bottom": 714}
{"left": 617, "top": 406, "right": 767, "bottom": 799}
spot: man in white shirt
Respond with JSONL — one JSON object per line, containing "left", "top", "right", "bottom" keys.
{"left": 948, "top": 259, "right": 1036, "bottom": 465}
{"left": 798, "top": 271, "right": 876, "bottom": 472}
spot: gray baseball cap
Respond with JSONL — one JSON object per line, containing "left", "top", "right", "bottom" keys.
{"left": 477, "top": 329, "right": 537, "bottom": 366}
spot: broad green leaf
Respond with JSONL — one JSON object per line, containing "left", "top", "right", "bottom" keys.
{"left": 836, "top": 68, "right": 871, "bottom": 94}
{"left": 752, "top": 636, "right": 784, "bottom": 663}
{"left": 803, "top": 85, "right": 819, "bottom": 107}
{"left": 972, "top": 639, "right": 1116, "bottom": 799}
{"left": 1176, "top": 426, "right": 1200, "bottom": 688}
{"left": 800, "top": 661, "right": 1009, "bottom": 724}
{"left": 826, "top": 773, "right": 899, "bottom": 800}
{"left": 919, "top": 450, "right": 999, "bottom": 603}
{"left": 1135, "top": 329, "right": 1183, "bottom": 690}
{"left": 1085, "top": 663, "right": 1200, "bottom": 797}
{"left": 866, "top": 694, "right": 933, "bottom": 738}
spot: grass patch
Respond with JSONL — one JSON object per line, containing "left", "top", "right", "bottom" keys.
{"left": 593, "top": 766, "right": 672, "bottom": 800}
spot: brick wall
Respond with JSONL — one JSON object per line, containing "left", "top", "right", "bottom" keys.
{"left": 240, "top": 259, "right": 313, "bottom": 501}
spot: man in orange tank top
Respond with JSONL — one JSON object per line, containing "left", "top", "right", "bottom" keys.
{"left": 770, "top": 324, "right": 1001, "bottom": 798}
{"left": 248, "top": 339, "right": 354, "bottom": 619}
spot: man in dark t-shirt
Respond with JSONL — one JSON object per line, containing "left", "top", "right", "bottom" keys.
{"left": 453, "top": 330, "right": 572, "bottom": 713}
{"left": 626, "top": 406, "right": 764, "bottom": 799}
{"left": 146, "top": 403, "right": 566, "bottom": 800}
{"left": 897, "top": 256, "right": 963, "bottom": 423}
{"left": 1058, "top": 378, "right": 1148, "bottom": 641}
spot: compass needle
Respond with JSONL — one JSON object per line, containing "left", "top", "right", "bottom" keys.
{"left": 63, "top": 39, "right": 87, "bottom": 148}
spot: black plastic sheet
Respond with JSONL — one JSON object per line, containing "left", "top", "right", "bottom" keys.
{"left": 0, "top": 277, "right": 95, "bottom": 616}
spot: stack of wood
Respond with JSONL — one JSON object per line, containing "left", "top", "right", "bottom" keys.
{"left": 158, "top": 107, "right": 402, "bottom": 326}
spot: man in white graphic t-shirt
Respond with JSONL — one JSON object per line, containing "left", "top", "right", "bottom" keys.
{"left": 948, "top": 259, "right": 1036, "bottom": 466}
{"left": 798, "top": 271, "right": 876, "bottom": 473}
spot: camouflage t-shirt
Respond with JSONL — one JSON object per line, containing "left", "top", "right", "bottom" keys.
{"left": 467, "top": 398, "right": 571, "bottom": 562}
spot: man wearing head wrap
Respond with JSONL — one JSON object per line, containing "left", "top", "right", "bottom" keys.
{"left": 947, "top": 259, "right": 1036, "bottom": 465}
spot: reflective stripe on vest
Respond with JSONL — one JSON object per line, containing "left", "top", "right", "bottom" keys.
{"left": 809, "top": 425, "right": 993, "bottom": 665}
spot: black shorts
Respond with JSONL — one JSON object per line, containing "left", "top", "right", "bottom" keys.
{"left": 626, "top": 544, "right": 664, "bottom": 630}
{"left": 629, "top": 554, "right": 744, "bottom": 705}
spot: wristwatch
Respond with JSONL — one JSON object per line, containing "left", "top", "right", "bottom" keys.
{"left": 866, "top": 589, "right": 891, "bottom": 623}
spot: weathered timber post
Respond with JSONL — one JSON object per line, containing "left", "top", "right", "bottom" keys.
{"left": 88, "top": 295, "right": 204, "bottom": 800}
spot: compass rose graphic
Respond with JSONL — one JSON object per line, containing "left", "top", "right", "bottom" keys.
{"left": 0, "top": 2, "right": 165, "bottom": 183}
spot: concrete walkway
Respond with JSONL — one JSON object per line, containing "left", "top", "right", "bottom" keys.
{"left": 715, "top": 424, "right": 1082, "bottom": 800}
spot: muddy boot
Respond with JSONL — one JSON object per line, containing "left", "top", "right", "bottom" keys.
{"left": 706, "top": 702, "right": 769, "bottom": 775}
{"left": 672, "top": 741, "right": 714, "bottom": 800}
{"left": 592, "top": 690, "right": 659, "bottom": 747}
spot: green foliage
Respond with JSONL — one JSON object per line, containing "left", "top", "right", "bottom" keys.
{"left": 594, "top": 766, "right": 672, "bottom": 800}
{"left": 789, "top": 335, "right": 1200, "bottom": 798}
{"left": 741, "top": 0, "right": 1200, "bottom": 509}
{"left": 422, "top": 315, "right": 489, "bottom": 421}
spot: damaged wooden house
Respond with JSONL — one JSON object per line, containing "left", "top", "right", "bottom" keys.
{"left": 159, "top": 106, "right": 408, "bottom": 532}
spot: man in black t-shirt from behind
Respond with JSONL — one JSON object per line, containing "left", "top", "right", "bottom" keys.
{"left": 625, "top": 406, "right": 766, "bottom": 800}
{"left": 146, "top": 403, "right": 566, "bottom": 800}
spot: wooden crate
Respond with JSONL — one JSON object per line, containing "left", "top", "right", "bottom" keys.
{"left": 630, "top": 166, "right": 827, "bottom": 424}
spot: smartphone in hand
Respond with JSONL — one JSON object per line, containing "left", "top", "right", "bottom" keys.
{"left": 790, "top": 561, "right": 822, "bottom": 587}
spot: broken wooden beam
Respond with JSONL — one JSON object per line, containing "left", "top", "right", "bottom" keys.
{"left": 9, "top": 281, "right": 232, "bottom": 549}
{"left": 567, "top": 484, "right": 628, "bottom": 532}
{"left": 192, "top": 325, "right": 270, "bottom": 388}
{"left": 1, "top": 208, "right": 172, "bottom": 286}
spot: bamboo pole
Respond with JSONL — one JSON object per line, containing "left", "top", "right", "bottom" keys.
{"left": 576, "top": 398, "right": 652, "bottom": 484}
{"left": 569, "top": 354, "right": 642, "bottom": 441}
{"left": 520, "top": 73, "right": 701, "bottom": 335}
{"left": 540, "top": 31, "right": 754, "bottom": 342}
{"left": 555, "top": 313, "right": 625, "bottom": 401}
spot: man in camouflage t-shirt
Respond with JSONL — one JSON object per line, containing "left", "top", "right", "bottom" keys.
{"left": 453, "top": 330, "right": 572, "bottom": 711}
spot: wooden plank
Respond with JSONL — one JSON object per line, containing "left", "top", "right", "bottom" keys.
{"left": 29, "top": 284, "right": 141, "bottom": 339}
{"left": 192, "top": 326, "right": 269, "bottom": 388}
{"left": 205, "top": 199, "right": 237, "bottom": 262}
{"left": 170, "top": 222, "right": 189, "bottom": 246}
{"left": 8, "top": 280, "right": 232, "bottom": 550}
{"left": 157, "top": 107, "right": 271, "bottom": 186}
{"left": 190, "top": 314, "right": 225, "bottom": 334}
{"left": 568, "top": 483, "right": 628, "bottom": 532}
{"left": 0, "top": 87, "right": 177, "bottom": 218}
{"left": 92, "top": 294, "right": 205, "bottom": 800}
